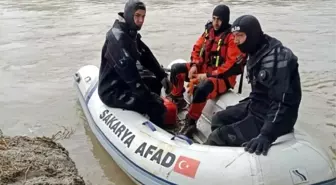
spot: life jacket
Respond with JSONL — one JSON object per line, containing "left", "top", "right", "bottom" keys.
{"left": 198, "top": 22, "right": 247, "bottom": 93}
{"left": 199, "top": 24, "right": 231, "bottom": 68}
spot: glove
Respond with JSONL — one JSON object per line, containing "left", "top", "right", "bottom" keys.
{"left": 161, "top": 77, "right": 172, "bottom": 94}
{"left": 243, "top": 134, "right": 271, "bottom": 156}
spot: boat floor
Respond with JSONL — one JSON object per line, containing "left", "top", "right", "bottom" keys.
{"left": 162, "top": 101, "right": 209, "bottom": 144}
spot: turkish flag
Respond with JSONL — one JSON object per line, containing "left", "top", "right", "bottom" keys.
{"left": 173, "top": 156, "right": 200, "bottom": 178}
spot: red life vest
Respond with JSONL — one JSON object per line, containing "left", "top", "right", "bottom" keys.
{"left": 199, "top": 26, "right": 231, "bottom": 68}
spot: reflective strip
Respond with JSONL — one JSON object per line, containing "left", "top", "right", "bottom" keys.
{"left": 215, "top": 39, "right": 223, "bottom": 67}
{"left": 263, "top": 60, "right": 288, "bottom": 69}
{"left": 199, "top": 29, "right": 208, "bottom": 57}
{"left": 272, "top": 93, "right": 286, "bottom": 123}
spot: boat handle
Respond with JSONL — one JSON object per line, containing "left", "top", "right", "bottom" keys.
{"left": 171, "top": 134, "right": 193, "bottom": 145}
{"left": 142, "top": 121, "right": 156, "bottom": 132}
{"left": 74, "top": 73, "right": 81, "bottom": 83}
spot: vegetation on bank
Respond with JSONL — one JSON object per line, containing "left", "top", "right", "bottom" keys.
{"left": 0, "top": 129, "right": 86, "bottom": 185}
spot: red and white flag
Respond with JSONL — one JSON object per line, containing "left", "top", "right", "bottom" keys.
{"left": 173, "top": 156, "right": 200, "bottom": 178}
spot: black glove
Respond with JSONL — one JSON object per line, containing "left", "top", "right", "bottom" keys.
{"left": 243, "top": 134, "right": 271, "bottom": 156}
{"left": 161, "top": 77, "right": 172, "bottom": 94}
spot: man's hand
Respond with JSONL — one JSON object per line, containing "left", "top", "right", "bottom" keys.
{"left": 192, "top": 73, "right": 207, "bottom": 81}
{"left": 188, "top": 65, "right": 198, "bottom": 79}
{"left": 243, "top": 134, "right": 271, "bottom": 156}
{"left": 187, "top": 78, "right": 199, "bottom": 95}
{"left": 161, "top": 77, "right": 172, "bottom": 94}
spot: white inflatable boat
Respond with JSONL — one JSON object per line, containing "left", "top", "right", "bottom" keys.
{"left": 73, "top": 59, "right": 336, "bottom": 185}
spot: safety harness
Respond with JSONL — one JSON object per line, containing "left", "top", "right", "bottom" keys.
{"left": 201, "top": 28, "right": 232, "bottom": 91}
{"left": 199, "top": 26, "right": 246, "bottom": 94}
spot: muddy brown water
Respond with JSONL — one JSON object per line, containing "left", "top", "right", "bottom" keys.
{"left": 0, "top": 0, "right": 335, "bottom": 184}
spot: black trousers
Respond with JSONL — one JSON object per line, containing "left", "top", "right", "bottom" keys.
{"left": 206, "top": 99, "right": 263, "bottom": 146}
{"left": 102, "top": 76, "right": 166, "bottom": 127}
{"left": 142, "top": 76, "right": 162, "bottom": 96}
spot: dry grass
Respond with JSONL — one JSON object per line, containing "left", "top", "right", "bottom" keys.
{"left": 51, "top": 125, "right": 75, "bottom": 141}
{"left": 0, "top": 128, "right": 85, "bottom": 185}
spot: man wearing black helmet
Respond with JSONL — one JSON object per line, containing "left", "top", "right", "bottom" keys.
{"left": 98, "top": 0, "right": 172, "bottom": 127}
{"left": 168, "top": 5, "right": 246, "bottom": 138}
{"left": 205, "top": 15, "right": 302, "bottom": 156}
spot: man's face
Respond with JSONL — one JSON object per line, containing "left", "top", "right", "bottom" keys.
{"left": 134, "top": 9, "right": 146, "bottom": 29}
{"left": 212, "top": 15, "right": 222, "bottom": 30}
{"left": 232, "top": 31, "right": 247, "bottom": 45}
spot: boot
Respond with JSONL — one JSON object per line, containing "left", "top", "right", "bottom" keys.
{"left": 179, "top": 115, "right": 197, "bottom": 138}
{"left": 166, "top": 94, "right": 187, "bottom": 111}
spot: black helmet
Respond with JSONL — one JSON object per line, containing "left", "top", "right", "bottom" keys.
{"left": 212, "top": 4, "right": 230, "bottom": 25}
{"left": 232, "top": 15, "right": 263, "bottom": 54}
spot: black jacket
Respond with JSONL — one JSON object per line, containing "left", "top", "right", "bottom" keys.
{"left": 98, "top": 13, "right": 167, "bottom": 106}
{"left": 246, "top": 34, "right": 302, "bottom": 142}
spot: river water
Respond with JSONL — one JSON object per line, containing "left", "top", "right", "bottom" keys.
{"left": 0, "top": 0, "right": 335, "bottom": 184}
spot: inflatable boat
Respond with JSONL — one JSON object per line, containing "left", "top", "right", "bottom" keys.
{"left": 73, "top": 59, "right": 336, "bottom": 185}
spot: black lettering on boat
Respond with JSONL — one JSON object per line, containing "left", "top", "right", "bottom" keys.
{"left": 109, "top": 121, "right": 120, "bottom": 129}
{"left": 110, "top": 121, "right": 120, "bottom": 133}
{"left": 103, "top": 113, "right": 112, "bottom": 123}
{"left": 150, "top": 149, "right": 163, "bottom": 164}
{"left": 100, "top": 110, "right": 109, "bottom": 119}
{"left": 99, "top": 109, "right": 136, "bottom": 148}
{"left": 144, "top": 145, "right": 157, "bottom": 158}
{"left": 135, "top": 142, "right": 147, "bottom": 156}
{"left": 161, "top": 152, "right": 176, "bottom": 168}
{"left": 107, "top": 116, "right": 118, "bottom": 126}
{"left": 121, "top": 129, "right": 132, "bottom": 141}
{"left": 134, "top": 142, "right": 176, "bottom": 168}
{"left": 115, "top": 125, "right": 126, "bottom": 137}
{"left": 124, "top": 135, "right": 135, "bottom": 148}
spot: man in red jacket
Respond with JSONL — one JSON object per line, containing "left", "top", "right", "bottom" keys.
{"left": 168, "top": 4, "right": 246, "bottom": 137}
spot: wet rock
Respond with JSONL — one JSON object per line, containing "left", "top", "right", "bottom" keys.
{"left": 0, "top": 129, "right": 85, "bottom": 185}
